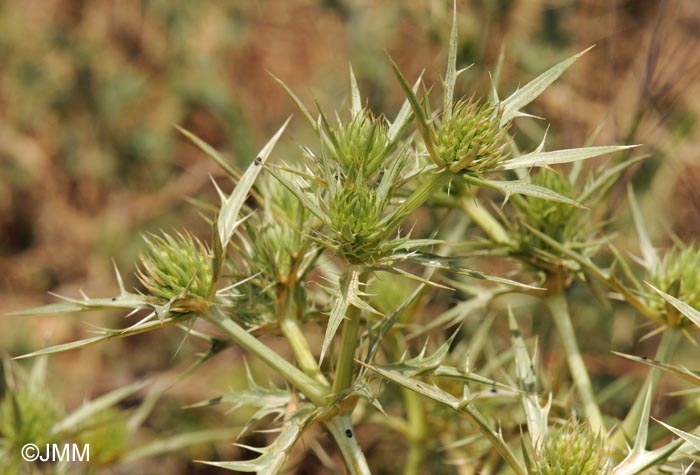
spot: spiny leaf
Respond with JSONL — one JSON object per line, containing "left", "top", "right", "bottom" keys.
{"left": 387, "top": 53, "right": 440, "bottom": 166}
{"left": 443, "top": 0, "right": 459, "bottom": 121}
{"left": 612, "top": 351, "right": 700, "bottom": 386}
{"left": 508, "top": 309, "right": 549, "bottom": 448}
{"left": 122, "top": 429, "right": 239, "bottom": 463}
{"left": 654, "top": 419, "right": 700, "bottom": 453}
{"left": 646, "top": 282, "right": 700, "bottom": 330}
{"left": 320, "top": 269, "right": 362, "bottom": 363}
{"left": 470, "top": 176, "right": 584, "bottom": 208}
{"left": 628, "top": 185, "right": 657, "bottom": 269}
{"left": 175, "top": 125, "right": 239, "bottom": 179}
{"left": 9, "top": 293, "right": 150, "bottom": 316}
{"left": 218, "top": 118, "right": 290, "bottom": 249}
{"left": 14, "top": 316, "right": 184, "bottom": 359}
{"left": 52, "top": 381, "right": 148, "bottom": 435}
{"left": 363, "top": 362, "right": 527, "bottom": 475}
{"left": 499, "top": 145, "right": 638, "bottom": 171}
{"left": 197, "top": 406, "right": 318, "bottom": 475}
{"left": 349, "top": 65, "right": 362, "bottom": 119}
{"left": 499, "top": 47, "right": 592, "bottom": 126}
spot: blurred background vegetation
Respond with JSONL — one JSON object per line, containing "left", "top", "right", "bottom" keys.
{"left": 1, "top": 0, "right": 699, "bottom": 473}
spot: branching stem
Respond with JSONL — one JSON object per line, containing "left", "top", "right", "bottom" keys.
{"left": 332, "top": 272, "right": 370, "bottom": 395}
{"left": 545, "top": 291, "right": 605, "bottom": 432}
{"left": 204, "top": 306, "right": 330, "bottom": 406}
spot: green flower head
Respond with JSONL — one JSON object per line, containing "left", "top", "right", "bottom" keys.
{"left": 136, "top": 231, "right": 213, "bottom": 313}
{"left": 535, "top": 421, "right": 609, "bottom": 475}
{"left": 647, "top": 244, "right": 700, "bottom": 327}
{"left": 437, "top": 98, "right": 509, "bottom": 174}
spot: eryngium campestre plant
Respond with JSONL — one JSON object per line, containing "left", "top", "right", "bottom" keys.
{"left": 136, "top": 231, "right": 213, "bottom": 313}
{"left": 535, "top": 421, "right": 610, "bottom": 475}
{"left": 437, "top": 98, "right": 509, "bottom": 174}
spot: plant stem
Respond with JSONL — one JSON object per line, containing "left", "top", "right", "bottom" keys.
{"left": 461, "top": 196, "right": 512, "bottom": 245}
{"left": 204, "top": 307, "right": 330, "bottom": 406}
{"left": 387, "top": 335, "right": 426, "bottom": 475}
{"left": 280, "top": 316, "right": 330, "bottom": 387}
{"left": 324, "top": 413, "right": 372, "bottom": 475}
{"left": 279, "top": 287, "right": 330, "bottom": 387}
{"left": 545, "top": 291, "right": 605, "bottom": 432}
{"left": 332, "top": 272, "right": 369, "bottom": 395}
{"left": 611, "top": 327, "right": 681, "bottom": 450}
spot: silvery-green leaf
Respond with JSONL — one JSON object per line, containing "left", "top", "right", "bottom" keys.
{"left": 218, "top": 118, "right": 290, "bottom": 249}
{"left": 612, "top": 351, "right": 700, "bottom": 386}
{"left": 197, "top": 406, "right": 318, "bottom": 475}
{"left": 320, "top": 269, "right": 362, "bottom": 363}
{"left": 175, "top": 125, "right": 239, "bottom": 179}
{"left": 628, "top": 185, "right": 657, "bottom": 269}
{"left": 122, "top": 429, "right": 239, "bottom": 463}
{"left": 387, "top": 53, "right": 440, "bottom": 165}
{"left": 52, "top": 381, "right": 148, "bottom": 435}
{"left": 14, "top": 316, "right": 183, "bottom": 359}
{"left": 499, "top": 145, "right": 637, "bottom": 171}
{"left": 443, "top": 1, "right": 459, "bottom": 121}
{"left": 508, "top": 310, "right": 549, "bottom": 448}
{"left": 349, "top": 65, "right": 362, "bottom": 118}
{"left": 470, "top": 177, "right": 584, "bottom": 207}
{"left": 499, "top": 47, "right": 592, "bottom": 126}
{"left": 655, "top": 419, "right": 700, "bottom": 453}
{"left": 646, "top": 283, "right": 700, "bottom": 330}
{"left": 10, "top": 293, "right": 150, "bottom": 316}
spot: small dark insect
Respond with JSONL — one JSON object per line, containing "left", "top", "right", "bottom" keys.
{"left": 345, "top": 429, "right": 353, "bottom": 438}
{"left": 490, "top": 387, "right": 497, "bottom": 394}
{"left": 642, "top": 356, "right": 648, "bottom": 360}
{"left": 111, "top": 297, "right": 117, "bottom": 301}
{"left": 254, "top": 156, "right": 262, "bottom": 166}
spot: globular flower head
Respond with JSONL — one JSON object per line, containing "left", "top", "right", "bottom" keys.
{"left": 136, "top": 231, "right": 213, "bottom": 313}
{"left": 535, "top": 421, "right": 610, "bottom": 475}
{"left": 0, "top": 384, "right": 61, "bottom": 449}
{"left": 332, "top": 110, "right": 390, "bottom": 177}
{"left": 437, "top": 98, "right": 509, "bottom": 174}
{"left": 647, "top": 244, "right": 700, "bottom": 327}
{"left": 510, "top": 170, "right": 596, "bottom": 277}
{"left": 327, "top": 182, "right": 387, "bottom": 264}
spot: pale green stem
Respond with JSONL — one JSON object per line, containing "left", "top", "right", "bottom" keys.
{"left": 280, "top": 316, "right": 330, "bottom": 387}
{"left": 204, "top": 307, "right": 329, "bottom": 406}
{"left": 611, "top": 327, "right": 681, "bottom": 450}
{"left": 460, "top": 403, "right": 527, "bottom": 475}
{"left": 332, "top": 272, "right": 369, "bottom": 395}
{"left": 278, "top": 285, "right": 329, "bottom": 386}
{"left": 461, "top": 197, "right": 512, "bottom": 245}
{"left": 324, "top": 413, "right": 372, "bottom": 475}
{"left": 387, "top": 336, "right": 426, "bottom": 475}
{"left": 545, "top": 292, "right": 605, "bottom": 432}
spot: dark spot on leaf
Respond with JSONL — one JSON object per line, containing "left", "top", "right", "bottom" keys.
{"left": 345, "top": 429, "right": 353, "bottom": 438}
{"left": 490, "top": 388, "right": 497, "bottom": 393}
{"left": 254, "top": 156, "right": 262, "bottom": 166}
{"left": 111, "top": 297, "right": 117, "bottom": 301}
{"left": 642, "top": 356, "right": 648, "bottom": 360}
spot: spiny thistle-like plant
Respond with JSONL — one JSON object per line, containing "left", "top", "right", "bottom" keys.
{"left": 13, "top": 8, "right": 700, "bottom": 475}
{"left": 535, "top": 421, "right": 610, "bottom": 475}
